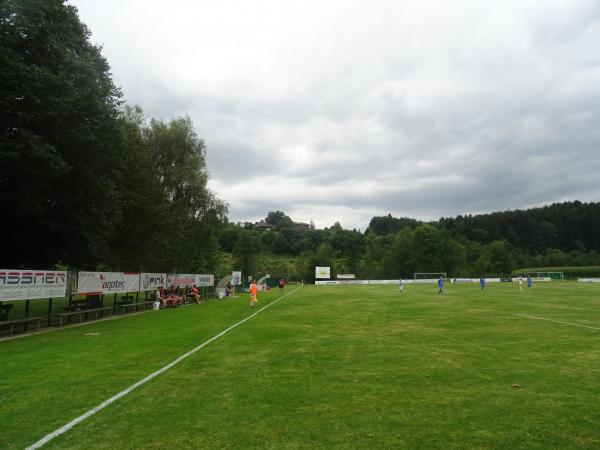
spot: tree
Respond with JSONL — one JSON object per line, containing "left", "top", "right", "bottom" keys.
{"left": 233, "top": 231, "right": 261, "bottom": 278}
{"left": 143, "top": 116, "right": 227, "bottom": 271}
{"left": 475, "top": 240, "right": 515, "bottom": 275}
{"left": 390, "top": 228, "right": 416, "bottom": 277}
{"left": 265, "top": 211, "right": 292, "bottom": 228}
{"left": 413, "top": 224, "right": 443, "bottom": 272}
{"left": 110, "top": 106, "right": 169, "bottom": 271}
{"left": 272, "top": 233, "right": 290, "bottom": 255}
{"left": 0, "top": 0, "right": 124, "bottom": 268}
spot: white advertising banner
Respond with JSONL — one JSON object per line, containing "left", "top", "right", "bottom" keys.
{"left": 231, "top": 271, "right": 242, "bottom": 286}
{"left": 452, "top": 278, "right": 476, "bottom": 283}
{"left": 77, "top": 272, "right": 134, "bottom": 295}
{"left": 0, "top": 269, "right": 68, "bottom": 301}
{"left": 167, "top": 274, "right": 196, "bottom": 288}
{"left": 195, "top": 274, "right": 215, "bottom": 287}
{"left": 315, "top": 266, "right": 331, "bottom": 279}
{"left": 578, "top": 278, "right": 600, "bottom": 283}
{"left": 337, "top": 274, "right": 355, "bottom": 279}
{"left": 315, "top": 279, "right": 441, "bottom": 286}
{"left": 140, "top": 273, "right": 167, "bottom": 291}
{"left": 123, "top": 273, "right": 141, "bottom": 292}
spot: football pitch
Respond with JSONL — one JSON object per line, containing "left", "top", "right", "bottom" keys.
{"left": 2, "top": 283, "right": 600, "bottom": 449}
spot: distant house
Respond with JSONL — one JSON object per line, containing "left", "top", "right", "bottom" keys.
{"left": 250, "top": 218, "right": 316, "bottom": 231}
{"left": 254, "top": 220, "right": 273, "bottom": 231}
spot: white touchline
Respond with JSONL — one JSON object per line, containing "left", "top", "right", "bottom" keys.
{"left": 25, "top": 285, "right": 303, "bottom": 450}
{"left": 515, "top": 314, "right": 600, "bottom": 331}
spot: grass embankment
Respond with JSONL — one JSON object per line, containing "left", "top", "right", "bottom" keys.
{"left": 2, "top": 283, "right": 600, "bottom": 449}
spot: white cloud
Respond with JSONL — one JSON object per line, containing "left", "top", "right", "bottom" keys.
{"left": 72, "top": 0, "right": 600, "bottom": 229}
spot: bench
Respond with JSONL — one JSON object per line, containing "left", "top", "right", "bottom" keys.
{"left": 118, "top": 301, "right": 154, "bottom": 313}
{"left": 117, "top": 295, "right": 135, "bottom": 306}
{"left": 63, "top": 298, "right": 89, "bottom": 312}
{"left": 0, "top": 303, "right": 14, "bottom": 321}
{"left": 54, "top": 307, "right": 114, "bottom": 326}
{"left": 0, "top": 317, "right": 43, "bottom": 336}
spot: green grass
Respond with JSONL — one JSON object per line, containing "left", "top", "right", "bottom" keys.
{"left": 2, "top": 283, "right": 600, "bottom": 449}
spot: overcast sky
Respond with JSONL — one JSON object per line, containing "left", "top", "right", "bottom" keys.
{"left": 71, "top": 0, "right": 600, "bottom": 230}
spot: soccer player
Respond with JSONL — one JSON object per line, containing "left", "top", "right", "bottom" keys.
{"left": 438, "top": 276, "right": 444, "bottom": 295}
{"left": 480, "top": 275, "right": 485, "bottom": 290}
{"left": 527, "top": 275, "right": 532, "bottom": 288}
{"left": 399, "top": 278, "right": 404, "bottom": 294}
{"left": 249, "top": 279, "right": 257, "bottom": 308}
{"left": 518, "top": 276, "right": 523, "bottom": 291}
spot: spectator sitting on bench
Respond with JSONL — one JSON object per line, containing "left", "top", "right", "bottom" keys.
{"left": 156, "top": 287, "right": 169, "bottom": 308}
{"left": 190, "top": 285, "right": 200, "bottom": 303}
{"left": 167, "top": 287, "right": 183, "bottom": 306}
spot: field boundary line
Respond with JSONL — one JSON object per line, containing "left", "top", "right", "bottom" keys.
{"left": 511, "top": 301, "right": 600, "bottom": 313}
{"left": 515, "top": 314, "right": 600, "bottom": 331}
{"left": 25, "top": 285, "right": 302, "bottom": 450}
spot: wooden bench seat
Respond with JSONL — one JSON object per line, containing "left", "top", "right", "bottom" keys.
{"left": 117, "top": 295, "right": 135, "bottom": 305}
{"left": 0, "top": 317, "right": 43, "bottom": 336}
{"left": 118, "top": 301, "right": 155, "bottom": 313}
{"left": 54, "top": 307, "right": 114, "bottom": 326}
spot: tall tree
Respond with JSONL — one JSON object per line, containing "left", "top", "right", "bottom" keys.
{"left": 0, "top": 0, "right": 122, "bottom": 268}
{"left": 143, "top": 116, "right": 227, "bottom": 272}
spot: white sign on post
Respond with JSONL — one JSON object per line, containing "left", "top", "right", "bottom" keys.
{"left": 195, "top": 274, "right": 214, "bottom": 287}
{"left": 77, "top": 272, "right": 136, "bottom": 295}
{"left": 140, "top": 273, "right": 167, "bottom": 291}
{"left": 167, "top": 274, "right": 196, "bottom": 288}
{"left": 0, "top": 269, "right": 68, "bottom": 301}
{"left": 315, "top": 266, "right": 331, "bottom": 279}
{"left": 231, "top": 271, "right": 242, "bottom": 285}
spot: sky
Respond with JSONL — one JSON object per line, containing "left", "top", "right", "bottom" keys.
{"left": 71, "top": 0, "right": 600, "bottom": 230}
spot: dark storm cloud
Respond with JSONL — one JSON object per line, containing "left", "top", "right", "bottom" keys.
{"left": 73, "top": 0, "right": 600, "bottom": 229}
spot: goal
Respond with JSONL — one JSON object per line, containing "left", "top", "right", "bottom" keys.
{"left": 413, "top": 272, "right": 447, "bottom": 280}
{"left": 528, "top": 271, "right": 564, "bottom": 280}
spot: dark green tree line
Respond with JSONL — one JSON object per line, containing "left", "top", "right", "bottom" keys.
{"left": 0, "top": 1, "right": 226, "bottom": 272}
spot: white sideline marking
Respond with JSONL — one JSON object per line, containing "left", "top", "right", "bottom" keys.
{"left": 25, "top": 286, "right": 302, "bottom": 450}
{"left": 516, "top": 314, "right": 600, "bottom": 331}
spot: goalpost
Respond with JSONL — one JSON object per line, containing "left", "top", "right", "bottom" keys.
{"left": 414, "top": 272, "right": 447, "bottom": 280}
{"left": 528, "top": 271, "right": 564, "bottom": 280}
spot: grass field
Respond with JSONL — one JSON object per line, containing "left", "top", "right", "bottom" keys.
{"left": 2, "top": 282, "right": 600, "bottom": 449}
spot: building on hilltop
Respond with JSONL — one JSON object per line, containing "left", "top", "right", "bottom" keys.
{"left": 247, "top": 219, "right": 316, "bottom": 231}
{"left": 254, "top": 220, "right": 273, "bottom": 231}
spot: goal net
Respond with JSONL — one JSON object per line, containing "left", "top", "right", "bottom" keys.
{"left": 528, "top": 271, "right": 564, "bottom": 280}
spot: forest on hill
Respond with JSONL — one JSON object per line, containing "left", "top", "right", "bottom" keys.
{"left": 3, "top": 2, "right": 600, "bottom": 281}
{"left": 220, "top": 201, "right": 600, "bottom": 281}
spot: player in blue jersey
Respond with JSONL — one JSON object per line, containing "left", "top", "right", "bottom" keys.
{"left": 480, "top": 275, "right": 485, "bottom": 290}
{"left": 527, "top": 275, "right": 532, "bottom": 288}
{"left": 438, "top": 276, "right": 444, "bottom": 295}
